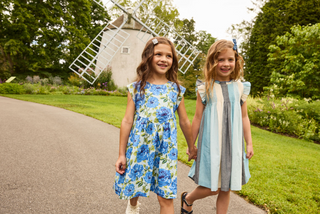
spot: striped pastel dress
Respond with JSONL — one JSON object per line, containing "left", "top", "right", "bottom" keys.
{"left": 188, "top": 79, "right": 251, "bottom": 192}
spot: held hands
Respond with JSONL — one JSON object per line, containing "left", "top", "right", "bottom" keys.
{"left": 115, "top": 155, "right": 126, "bottom": 174}
{"left": 246, "top": 144, "right": 254, "bottom": 160}
{"left": 186, "top": 146, "right": 198, "bottom": 161}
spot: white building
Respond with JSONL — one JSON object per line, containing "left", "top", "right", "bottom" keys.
{"left": 95, "top": 14, "right": 153, "bottom": 88}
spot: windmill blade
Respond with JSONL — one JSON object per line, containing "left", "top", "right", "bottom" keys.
{"left": 69, "top": 21, "right": 130, "bottom": 85}
{"left": 134, "top": 12, "right": 201, "bottom": 74}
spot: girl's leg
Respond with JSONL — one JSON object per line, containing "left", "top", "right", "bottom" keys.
{"left": 182, "top": 186, "right": 220, "bottom": 212}
{"left": 130, "top": 197, "right": 139, "bottom": 206}
{"left": 157, "top": 195, "right": 174, "bottom": 214}
{"left": 216, "top": 190, "right": 230, "bottom": 214}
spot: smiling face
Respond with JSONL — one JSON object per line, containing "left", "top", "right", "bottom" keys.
{"left": 215, "top": 48, "right": 236, "bottom": 81}
{"left": 151, "top": 44, "right": 173, "bottom": 78}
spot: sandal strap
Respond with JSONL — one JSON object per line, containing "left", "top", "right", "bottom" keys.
{"left": 181, "top": 207, "right": 193, "bottom": 214}
{"left": 182, "top": 193, "right": 193, "bottom": 207}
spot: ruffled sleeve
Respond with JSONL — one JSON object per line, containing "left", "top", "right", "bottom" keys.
{"left": 127, "top": 82, "right": 136, "bottom": 104}
{"left": 176, "top": 85, "right": 186, "bottom": 107}
{"left": 240, "top": 81, "right": 251, "bottom": 106}
{"left": 195, "top": 79, "right": 206, "bottom": 105}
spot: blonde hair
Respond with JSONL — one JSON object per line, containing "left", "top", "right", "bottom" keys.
{"left": 204, "top": 39, "right": 244, "bottom": 98}
{"left": 135, "top": 37, "right": 180, "bottom": 95}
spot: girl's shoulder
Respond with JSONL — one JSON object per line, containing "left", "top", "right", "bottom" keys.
{"left": 168, "top": 81, "right": 186, "bottom": 93}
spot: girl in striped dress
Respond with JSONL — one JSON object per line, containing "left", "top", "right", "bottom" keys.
{"left": 181, "top": 39, "right": 254, "bottom": 214}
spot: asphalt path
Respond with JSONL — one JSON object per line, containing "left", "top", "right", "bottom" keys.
{"left": 0, "top": 96, "right": 266, "bottom": 214}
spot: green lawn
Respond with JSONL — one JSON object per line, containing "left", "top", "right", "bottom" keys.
{"left": 2, "top": 94, "right": 320, "bottom": 214}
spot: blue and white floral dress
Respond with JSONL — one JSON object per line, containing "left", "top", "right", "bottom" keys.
{"left": 114, "top": 81, "right": 186, "bottom": 199}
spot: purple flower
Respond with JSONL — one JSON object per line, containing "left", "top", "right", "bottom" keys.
{"left": 146, "top": 123, "right": 154, "bottom": 135}
{"left": 155, "top": 186, "right": 165, "bottom": 197}
{"left": 146, "top": 97, "right": 159, "bottom": 108}
{"left": 169, "top": 91, "right": 177, "bottom": 102}
{"left": 144, "top": 172, "right": 153, "bottom": 183}
{"left": 150, "top": 85, "right": 167, "bottom": 95}
{"left": 159, "top": 140, "right": 168, "bottom": 154}
{"left": 124, "top": 184, "right": 135, "bottom": 197}
{"left": 134, "top": 191, "right": 147, "bottom": 197}
{"left": 156, "top": 107, "right": 172, "bottom": 124}
{"left": 163, "top": 122, "right": 170, "bottom": 139}
{"left": 168, "top": 148, "right": 178, "bottom": 160}
{"left": 137, "top": 144, "right": 149, "bottom": 163}
{"left": 126, "top": 147, "right": 133, "bottom": 160}
{"left": 129, "top": 164, "right": 143, "bottom": 180}
{"left": 158, "top": 169, "right": 171, "bottom": 187}
{"left": 169, "top": 178, "right": 177, "bottom": 193}
{"left": 114, "top": 183, "right": 121, "bottom": 195}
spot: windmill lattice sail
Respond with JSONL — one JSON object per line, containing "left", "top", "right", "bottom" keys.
{"left": 69, "top": 0, "right": 201, "bottom": 84}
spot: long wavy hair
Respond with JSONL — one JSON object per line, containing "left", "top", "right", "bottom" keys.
{"left": 135, "top": 37, "right": 181, "bottom": 95}
{"left": 204, "top": 39, "right": 245, "bottom": 98}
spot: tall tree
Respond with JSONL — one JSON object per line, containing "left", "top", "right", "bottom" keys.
{"left": 0, "top": 0, "right": 109, "bottom": 79}
{"left": 267, "top": 23, "right": 320, "bottom": 99}
{"left": 244, "top": 0, "right": 320, "bottom": 95}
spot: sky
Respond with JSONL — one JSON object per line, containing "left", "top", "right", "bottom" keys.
{"left": 173, "top": 0, "right": 257, "bottom": 41}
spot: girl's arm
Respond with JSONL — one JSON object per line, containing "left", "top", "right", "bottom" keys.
{"left": 115, "top": 92, "right": 135, "bottom": 174}
{"left": 191, "top": 92, "right": 205, "bottom": 144}
{"left": 177, "top": 97, "right": 197, "bottom": 161}
{"left": 241, "top": 101, "right": 254, "bottom": 159}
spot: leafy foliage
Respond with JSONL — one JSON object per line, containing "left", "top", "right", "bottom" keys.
{"left": 266, "top": 23, "right": 320, "bottom": 99}
{"left": 248, "top": 96, "right": 319, "bottom": 141}
{"left": 0, "top": 0, "right": 109, "bottom": 79}
{"left": 244, "top": 0, "right": 320, "bottom": 95}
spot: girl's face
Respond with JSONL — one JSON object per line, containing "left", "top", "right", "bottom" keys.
{"left": 151, "top": 44, "right": 173, "bottom": 77}
{"left": 215, "top": 48, "right": 235, "bottom": 82}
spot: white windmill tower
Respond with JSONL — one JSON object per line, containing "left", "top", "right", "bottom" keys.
{"left": 69, "top": 0, "right": 201, "bottom": 85}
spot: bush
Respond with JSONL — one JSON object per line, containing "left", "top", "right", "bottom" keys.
{"left": 0, "top": 83, "right": 26, "bottom": 94}
{"left": 248, "top": 96, "right": 319, "bottom": 141}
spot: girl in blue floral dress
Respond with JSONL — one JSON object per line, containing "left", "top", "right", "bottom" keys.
{"left": 114, "top": 37, "right": 197, "bottom": 214}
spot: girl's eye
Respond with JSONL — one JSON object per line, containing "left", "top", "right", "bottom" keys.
{"left": 167, "top": 55, "right": 172, "bottom": 58}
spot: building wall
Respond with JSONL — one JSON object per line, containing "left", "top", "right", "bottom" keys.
{"left": 96, "top": 29, "right": 153, "bottom": 88}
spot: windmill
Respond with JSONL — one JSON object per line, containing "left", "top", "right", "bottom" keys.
{"left": 69, "top": 0, "right": 201, "bottom": 85}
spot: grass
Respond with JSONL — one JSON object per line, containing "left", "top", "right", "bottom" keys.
{"left": 2, "top": 94, "right": 320, "bottom": 214}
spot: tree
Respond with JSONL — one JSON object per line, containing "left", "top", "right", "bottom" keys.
{"left": 0, "top": 0, "right": 109, "bottom": 80}
{"left": 244, "top": 0, "right": 320, "bottom": 95}
{"left": 266, "top": 23, "right": 320, "bottom": 99}
{"left": 177, "top": 18, "right": 216, "bottom": 98}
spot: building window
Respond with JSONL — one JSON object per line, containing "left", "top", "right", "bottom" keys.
{"left": 121, "top": 46, "right": 130, "bottom": 54}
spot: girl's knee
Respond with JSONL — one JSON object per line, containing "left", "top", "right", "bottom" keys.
{"left": 157, "top": 196, "right": 173, "bottom": 207}
{"left": 209, "top": 189, "right": 220, "bottom": 196}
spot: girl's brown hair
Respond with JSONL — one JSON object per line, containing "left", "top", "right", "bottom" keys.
{"left": 135, "top": 37, "right": 181, "bottom": 94}
{"left": 204, "top": 39, "right": 245, "bottom": 98}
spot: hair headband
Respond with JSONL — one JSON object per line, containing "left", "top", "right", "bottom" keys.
{"left": 232, "top": 39, "right": 239, "bottom": 57}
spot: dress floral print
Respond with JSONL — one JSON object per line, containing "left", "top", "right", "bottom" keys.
{"left": 114, "top": 81, "right": 185, "bottom": 199}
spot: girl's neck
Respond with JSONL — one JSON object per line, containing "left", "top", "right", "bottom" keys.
{"left": 147, "top": 74, "right": 168, "bottom": 85}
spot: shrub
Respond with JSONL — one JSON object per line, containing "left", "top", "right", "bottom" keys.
{"left": 248, "top": 96, "right": 319, "bottom": 141}
{"left": 0, "top": 83, "right": 25, "bottom": 94}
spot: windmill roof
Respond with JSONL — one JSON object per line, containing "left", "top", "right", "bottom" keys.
{"left": 106, "top": 15, "right": 148, "bottom": 32}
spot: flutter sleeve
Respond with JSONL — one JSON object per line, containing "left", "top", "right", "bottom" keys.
{"left": 240, "top": 81, "right": 251, "bottom": 106}
{"left": 195, "top": 79, "right": 206, "bottom": 105}
{"left": 127, "top": 82, "right": 136, "bottom": 104}
{"left": 176, "top": 85, "right": 186, "bottom": 107}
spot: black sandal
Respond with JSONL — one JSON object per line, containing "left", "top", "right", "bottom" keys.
{"left": 181, "top": 192, "right": 193, "bottom": 214}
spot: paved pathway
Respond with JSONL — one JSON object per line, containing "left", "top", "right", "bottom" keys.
{"left": 0, "top": 96, "right": 266, "bottom": 214}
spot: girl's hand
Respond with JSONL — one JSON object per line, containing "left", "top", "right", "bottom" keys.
{"left": 187, "top": 146, "right": 198, "bottom": 161}
{"left": 115, "top": 155, "right": 126, "bottom": 174}
{"left": 246, "top": 144, "right": 254, "bottom": 159}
